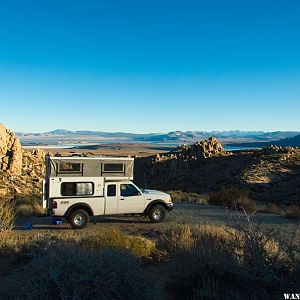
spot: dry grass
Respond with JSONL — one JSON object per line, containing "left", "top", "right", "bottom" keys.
{"left": 1, "top": 203, "right": 300, "bottom": 299}
{"left": 0, "top": 228, "right": 163, "bottom": 299}
{"left": 15, "top": 193, "right": 45, "bottom": 216}
{"left": 209, "top": 187, "right": 256, "bottom": 213}
{"left": 12, "top": 244, "right": 163, "bottom": 300}
{"left": 261, "top": 203, "right": 283, "bottom": 215}
{"left": 79, "top": 228, "right": 156, "bottom": 258}
{"left": 157, "top": 219, "right": 299, "bottom": 300}
{"left": 17, "top": 204, "right": 33, "bottom": 217}
{"left": 0, "top": 199, "right": 16, "bottom": 231}
{"left": 167, "top": 190, "right": 208, "bottom": 204}
{"left": 262, "top": 203, "right": 300, "bottom": 221}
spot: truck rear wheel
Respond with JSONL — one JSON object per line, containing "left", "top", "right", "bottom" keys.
{"left": 148, "top": 204, "right": 166, "bottom": 223}
{"left": 69, "top": 209, "right": 89, "bottom": 229}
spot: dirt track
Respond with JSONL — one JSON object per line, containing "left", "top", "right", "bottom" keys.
{"left": 15, "top": 202, "right": 300, "bottom": 243}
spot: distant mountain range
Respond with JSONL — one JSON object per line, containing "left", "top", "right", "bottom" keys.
{"left": 16, "top": 129, "right": 300, "bottom": 147}
{"left": 230, "top": 134, "right": 300, "bottom": 148}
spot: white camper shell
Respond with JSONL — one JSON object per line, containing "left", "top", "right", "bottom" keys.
{"left": 43, "top": 155, "right": 173, "bottom": 229}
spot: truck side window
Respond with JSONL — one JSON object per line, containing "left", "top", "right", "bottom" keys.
{"left": 107, "top": 184, "right": 116, "bottom": 197}
{"left": 120, "top": 184, "right": 139, "bottom": 197}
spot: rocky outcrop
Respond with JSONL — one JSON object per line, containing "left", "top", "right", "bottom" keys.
{"left": 0, "top": 123, "right": 46, "bottom": 198}
{"left": 0, "top": 123, "right": 22, "bottom": 175}
{"left": 153, "top": 137, "right": 231, "bottom": 163}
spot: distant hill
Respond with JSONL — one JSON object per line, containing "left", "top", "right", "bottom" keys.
{"left": 229, "top": 134, "right": 300, "bottom": 148}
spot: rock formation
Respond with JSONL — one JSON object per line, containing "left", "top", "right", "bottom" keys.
{"left": 0, "top": 123, "right": 23, "bottom": 175}
{"left": 0, "top": 123, "right": 46, "bottom": 198}
{"left": 153, "top": 137, "right": 231, "bottom": 163}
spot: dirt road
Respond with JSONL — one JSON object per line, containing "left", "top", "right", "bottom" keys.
{"left": 15, "top": 202, "right": 299, "bottom": 242}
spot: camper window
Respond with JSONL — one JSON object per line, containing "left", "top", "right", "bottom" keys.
{"left": 61, "top": 182, "right": 94, "bottom": 196}
{"left": 58, "top": 162, "right": 82, "bottom": 173}
{"left": 103, "top": 163, "right": 124, "bottom": 173}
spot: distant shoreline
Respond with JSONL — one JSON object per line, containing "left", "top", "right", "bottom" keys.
{"left": 22, "top": 142, "right": 260, "bottom": 151}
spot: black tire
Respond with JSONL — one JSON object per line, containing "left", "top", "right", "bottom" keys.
{"left": 148, "top": 204, "right": 166, "bottom": 223}
{"left": 69, "top": 209, "right": 90, "bottom": 229}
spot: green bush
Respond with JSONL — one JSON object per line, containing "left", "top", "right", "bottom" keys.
{"left": 12, "top": 243, "right": 163, "bottom": 300}
{"left": 209, "top": 187, "right": 256, "bottom": 213}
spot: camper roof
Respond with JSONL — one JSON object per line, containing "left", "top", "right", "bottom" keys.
{"left": 49, "top": 156, "right": 134, "bottom": 161}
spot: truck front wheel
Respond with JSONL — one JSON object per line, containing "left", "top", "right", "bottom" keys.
{"left": 69, "top": 209, "right": 90, "bottom": 229}
{"left": 148, "top": 204, "right": 166, "bottom": 223}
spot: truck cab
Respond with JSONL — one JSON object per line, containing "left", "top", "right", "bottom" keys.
{"left": 43, "top": 155, "right": 173, "bottom": 228}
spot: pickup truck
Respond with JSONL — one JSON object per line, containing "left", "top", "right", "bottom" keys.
{"left": 43, "top": 155, "right": 173, "bottom": 229}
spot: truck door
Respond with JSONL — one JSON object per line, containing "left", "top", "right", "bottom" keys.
{"left": 117, "top": 183, "right": 145, "bottom": 214}
{"left": 104, "top": 183, "right": 118, "bottom": 215}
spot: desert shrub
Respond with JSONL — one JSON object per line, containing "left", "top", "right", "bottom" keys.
{"left": 17, "top": 204, "right": 33, "bottom": 217}
{"left": 0, "top": 199, "right": 16, "bottom": 231}
{"left": 157, "top": 224, "right": 194, "bottom": 253}
{"left": 12, "top": 243, "right": 163, "bottom": 300}
{"left": 167, "top": 190, "right": 208, "bottom": 204}
{"left": 0, "top": 232, "right": 20, "bottom": 255}
{"left": 0, "top": 231, "right": 57, "bottom": 256}
{"left": 158, "top": 222, "right": 299, "bottom": 300}
{"left": 79, "top": 228, "right": 156, "bottom": 258}
{"left": 15, "top": 194, "right": 45, "bottom": 216}
{"left": 261, "top": 203, "right": 283, "bottom": 215}
{"left": 209, "top": 187, "right": 256, "bottom": 213}
{"left": 284, "top": 204, "right": 300, "bottom": 220}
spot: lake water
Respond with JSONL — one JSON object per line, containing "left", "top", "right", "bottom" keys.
{"left": 22, "top": 141, "right": 260, "bottom": 151}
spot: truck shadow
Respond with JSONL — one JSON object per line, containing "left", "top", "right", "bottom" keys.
{"left": 91, "top": 216, "right": 150, "bottom": 224}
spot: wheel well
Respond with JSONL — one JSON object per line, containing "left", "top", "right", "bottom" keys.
{"left": 65, "top": 204, "right": 94, "bottom": 219}
{"left": 144, "top": 200, "right": 168, "bottom": 215}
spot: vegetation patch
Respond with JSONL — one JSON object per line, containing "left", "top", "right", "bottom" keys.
{"left": 79, "top": 228, "right": 156, "bottom": 258}
{"left": 0, "top": 199, "right": 16, "bottom": 231}
{"left": 208, "top": 187, "right": 256, "bottom": 213}
{"left": 12, "top": 243, "right": 163, "bottom": 300}
{"left": 157, "top": 223, "right": 299, "bottom": 300}
{"left": 284, "top": 204, "right": 300, "bottom": 220}
{"left": 167, "top": 190, "right": 208, "bottom": 204}
{"left": 15, "top": 193, "right": 45, "bottom": 216}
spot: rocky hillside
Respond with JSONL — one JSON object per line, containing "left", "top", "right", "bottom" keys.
{"left": 135, "top": 140, "right": 300, "bottom": 204}
{"left": 0, "top": 123, "right": 46, "bottom": 198}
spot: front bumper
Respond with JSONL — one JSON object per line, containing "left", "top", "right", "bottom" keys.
{"left": 166, "top": 202, "right": 174, "bottom": 211}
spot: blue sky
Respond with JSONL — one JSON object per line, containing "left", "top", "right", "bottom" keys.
{"left": 0, "top": 0, "right": 299, "bottom": 133}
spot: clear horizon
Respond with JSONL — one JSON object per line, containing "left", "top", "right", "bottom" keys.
{"left": 1, "top": 1, "right": 299, "bottom": 133}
